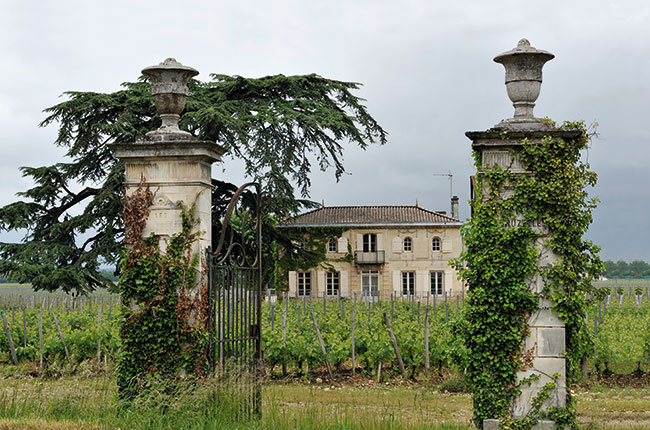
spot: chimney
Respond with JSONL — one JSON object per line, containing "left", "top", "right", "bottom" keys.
{"left": 451, "top": 196, "right": 459, "bottom": 220}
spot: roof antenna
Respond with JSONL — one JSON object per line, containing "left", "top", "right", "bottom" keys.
{"left": 433, "top": 171, "right": 453, "bottom": 213}
{"left": 415, "top": 198, "right": 419, "bottom": 207}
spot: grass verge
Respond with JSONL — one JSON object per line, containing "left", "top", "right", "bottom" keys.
{"left": 0, "top": 375, "right": 649, "bottom": 429}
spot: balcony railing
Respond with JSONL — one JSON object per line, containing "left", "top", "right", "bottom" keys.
{"left": 354, "top": 250, "right": 385, "bottom": 265}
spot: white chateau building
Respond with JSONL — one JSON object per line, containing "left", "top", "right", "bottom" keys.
{"left": 277, "top": 199, "right": 463, "bottom": 299}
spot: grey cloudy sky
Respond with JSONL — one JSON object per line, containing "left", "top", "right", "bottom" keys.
{"left": 1, "top": 0, "right": 649, "bottom": 262}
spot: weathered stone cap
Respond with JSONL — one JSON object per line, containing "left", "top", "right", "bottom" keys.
{"left": 465, "top": 127, "right": 583, "bottom": 142}
{"left": 494, "top": 38, "right": 554, "bottom": 75}
{"left": 142, "top": 58, "right": 198, "bottom": 80}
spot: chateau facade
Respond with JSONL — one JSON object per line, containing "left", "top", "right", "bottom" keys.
{"left": 278, "top": 201, "right": 463, "bottom": 299}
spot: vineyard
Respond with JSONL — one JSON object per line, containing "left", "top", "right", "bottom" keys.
{"left": 262, "top": 295, "right": 464, "bottom": 379}
{"left": 591, "top": 286, "right": 650, "bottom": 375}
{"left": 0, "top": 301, "right": 120, "bottom": 369}
{"left": 1, "top": 284, "right": 650, "bottom": 382}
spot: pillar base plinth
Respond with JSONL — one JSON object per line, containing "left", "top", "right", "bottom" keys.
{"left": 483, "top": 419, "right": 561, "bottom": 430}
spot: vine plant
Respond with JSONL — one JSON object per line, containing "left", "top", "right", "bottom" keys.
{"left": 453, "top": 121, "right": 603, "bottom": 429}
{"left": 117, "top": 179, "right": 208, "bottom": 402}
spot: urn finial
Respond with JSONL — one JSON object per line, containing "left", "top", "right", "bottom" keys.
{"left": 493, "top": 39, "right": 554, "bottom": 129}
{"left": 142, "top": 58, "right": 199, "bottom": 135}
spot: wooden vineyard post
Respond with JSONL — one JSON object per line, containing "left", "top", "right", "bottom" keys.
{"left": 270, "top": 303, "right": 275, "bottom": 331}
{"left": 598, "top": 300, "right": 602, "bottom": 325}
{"left": 351, "top": 306, "right": 356, "bottom": 375}
{"left": 38, "top": 309, "right": 44, "bottom": 368}
{"left": 411, "top": 294, "right": 415, "bottom": 317}
{"left": 311, "top": 310, "right": 333, "bottom": 379}
{"left": 281, "top": 308, "right": 287, "bottom": 342}
{"left": 383, "top": 312, "right": 406, "bottom": 378}
{"left": 280, "top": 299, "right": 288, "bottom": 375}
{"left": 51, "top": 311, "right": 71, "bottom": 364}
{"left": 97, "top": 307, "right": 102, "bottom": 363}
{"left": 444, "top": 291, "right": 449, "bottom": 323}
{"left": 1, "top": 310, "right": 18, "bottom": 365}
{"left": 593, "top": 307, "right": 598, "bottom": 363}
{"left": 424, "top": 307, "right": 430, "bottom": 370}
{"left": 22, "top": 306, "right": 27, "bottom": 347}
{"left": 433, "top": 291, "right": 437, "bottom": 319}
{"left": 297, "top": 306, "right": 301, "bottom": 332}
{"left": 367, "top": 297, "right": 371, "bottom": 326}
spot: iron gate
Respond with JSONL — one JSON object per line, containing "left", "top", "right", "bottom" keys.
{"left": 207, "top": 182, "right": 262, "bottom": 416}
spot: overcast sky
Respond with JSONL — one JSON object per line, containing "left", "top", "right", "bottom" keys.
{"left": 1, "top": 0, "right": 649, "bottom": 262}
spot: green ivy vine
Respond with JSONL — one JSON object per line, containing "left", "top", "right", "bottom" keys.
{"left": 453, "top": 121, "right": 603, "bottom": 429}
{"left": 117, "top": 182, "right": 208, "bottom": 402}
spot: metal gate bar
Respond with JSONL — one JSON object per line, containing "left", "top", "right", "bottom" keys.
{"left": 207, "top": 182, "right": 262, "bottom": 417}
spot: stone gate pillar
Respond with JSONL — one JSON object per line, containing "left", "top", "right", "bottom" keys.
{"left": 466, "top": 40, "right": 577, "bottom": 429}
{"left": 113, "top": 58, "right": 225, "bottom": 285}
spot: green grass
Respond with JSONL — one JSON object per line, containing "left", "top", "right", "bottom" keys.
{"left": 0, "top": 375, "right": 649, "bottom": 429}
{"left": 574, "top": 385, "right": 650, "bottom": 429}
{"left": 0, "top": 375, "right": 473, "bottom": 430}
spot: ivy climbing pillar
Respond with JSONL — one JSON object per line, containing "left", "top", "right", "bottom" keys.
{"left": 465, "top": 40, "right": 584, "bottom": 429}
{"left": 113, "top": 58, "right": 224, "bottom": 282}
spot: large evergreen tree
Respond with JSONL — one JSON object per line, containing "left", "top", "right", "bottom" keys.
{"left": 0, "top": 74, "right": 386, "bottom": 294}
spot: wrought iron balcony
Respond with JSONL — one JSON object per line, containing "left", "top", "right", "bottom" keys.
{"left": 354, "top": 250, "right": 385, "bottom": 265}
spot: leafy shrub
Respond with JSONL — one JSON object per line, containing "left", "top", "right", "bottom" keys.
{"left": 439, "top": 375, "right": 470, "bottom": 393}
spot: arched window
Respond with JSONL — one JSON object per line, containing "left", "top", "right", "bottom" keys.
{"left": 403, "top": 237, "right": 412, "bottom": 252}
{"left": 328, "top": 238, "right": 337, "bottom": 253}
{"left": 432, "top": 237, "right": 441, "bottom": 252}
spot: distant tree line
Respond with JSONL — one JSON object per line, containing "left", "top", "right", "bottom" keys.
{"left": 603, "top": 260, "right": 650, "bottom": 279}
{"left": 0, "top": 270, "right": 117, "bottom": 285}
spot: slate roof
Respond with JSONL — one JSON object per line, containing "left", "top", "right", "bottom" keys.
{"left": 278, "top": 205, "right": 461, "bottom": 227}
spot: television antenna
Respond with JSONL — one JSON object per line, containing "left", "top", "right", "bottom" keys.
{"left": 432, "top": 172, "right": 453, "bottom": 201}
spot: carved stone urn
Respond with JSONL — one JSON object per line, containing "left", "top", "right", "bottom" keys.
{"left": 141, "top": 57, "right": 199, "bottom": 136}
{"left": 493, "top": 39, "right": 554, "bottom": 129}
